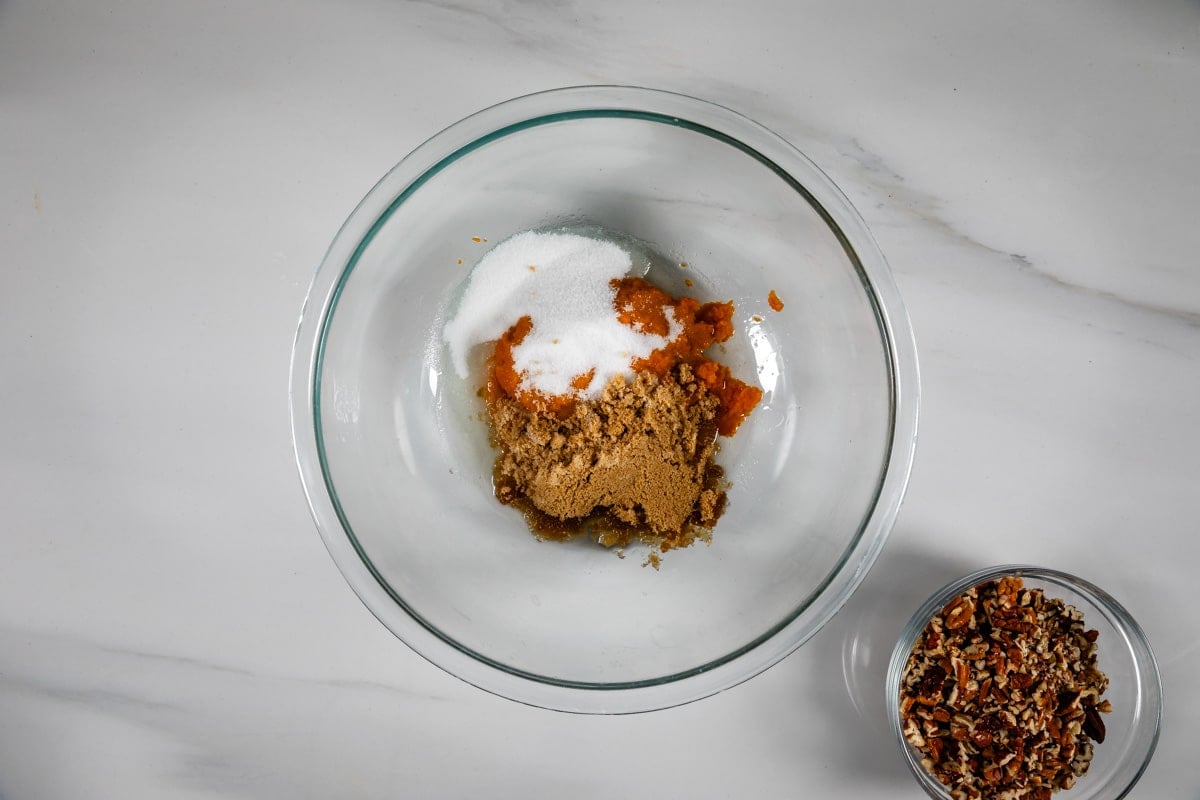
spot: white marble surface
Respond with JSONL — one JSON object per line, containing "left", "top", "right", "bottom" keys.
{"left": 3, "top": 0, "right": 1198, "bottom": 796}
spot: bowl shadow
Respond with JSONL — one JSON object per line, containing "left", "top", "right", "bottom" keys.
{"left": 802, "top": 531, "right": 977, "bottom": 786}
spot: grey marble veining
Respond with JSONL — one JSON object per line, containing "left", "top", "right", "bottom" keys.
{"left": 2, "top": 0, "right": 1198, "bottom": 797}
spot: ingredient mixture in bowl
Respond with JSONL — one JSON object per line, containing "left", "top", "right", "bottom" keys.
{"left": 898, "top": 576, "right": 1112, "bottom": 800}
{"left": 443, "top": 230, "right": 762, "bottom": 551}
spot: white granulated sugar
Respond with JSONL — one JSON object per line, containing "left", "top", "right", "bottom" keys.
{"left": 443, "top": 231, "right": 675, "bottom": 399}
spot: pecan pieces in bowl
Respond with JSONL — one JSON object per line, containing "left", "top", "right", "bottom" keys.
{"left": 898, "top": 576, "right": 1111, "bottom": 800}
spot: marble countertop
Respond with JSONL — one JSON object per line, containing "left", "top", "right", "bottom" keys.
{"left": 3, "top": 1, "right": 1198, "bottom": 797}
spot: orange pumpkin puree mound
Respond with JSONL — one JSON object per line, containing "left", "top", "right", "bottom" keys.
{"left": 614, "top": 277, "right": 761, "bottom": 436}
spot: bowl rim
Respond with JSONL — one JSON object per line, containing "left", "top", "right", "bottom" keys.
{"left": 885, "top": 563, "right": 1163, "bottom": 799}
{"left": 290, "top": 85, "right": 921, "bottom": 713}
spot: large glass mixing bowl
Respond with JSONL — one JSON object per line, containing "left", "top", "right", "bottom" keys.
{"left": 290, "top": 86, "right": 919, "bottom": 713}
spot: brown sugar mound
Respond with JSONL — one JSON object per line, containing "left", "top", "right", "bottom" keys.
{"left": 490, "top": 363, "right": 727, "bottom": 549}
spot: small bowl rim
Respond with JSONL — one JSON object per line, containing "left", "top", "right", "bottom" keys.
{"left": 885, "top": 563, "right": 1163, "bottom": 800}
{"left": 290, "top": 85, "right": 922, "bottom": 713}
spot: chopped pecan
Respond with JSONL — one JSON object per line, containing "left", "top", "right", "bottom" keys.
{"left": 971, "top": 728, "right": 994, "bottom": 748}
{"left": 993, "top": 606, "right": 1037, "bottom": 634}
{"left": 961, "top": 641, "right": 990, "bottom": 659}
{"left": 1082, "top": 704, "right": 1106, "bottom": 743}
{"left": 956, "top": 659, "right": 971, "bottom": 687}
{"left": 1056, "top": 690, "right": 1080, "bottom": 713}
{"left": 917, "top": 665, "right": 947, "bottom": 704}
{"left": 929, "top": 736, "right": 946, "bottom": 763}
{"left": 944, "top": 594, "right": 977, "bottom": 630}
{"left": 997, "top": 576, "right": 1023, "bottom": 606}
{"left": 1007, "top": 644, "right": 1024, "bottom": 665}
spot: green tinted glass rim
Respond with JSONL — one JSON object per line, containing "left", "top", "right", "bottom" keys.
{"left": 312, "top": 108, "right": 899, "bottom": 691}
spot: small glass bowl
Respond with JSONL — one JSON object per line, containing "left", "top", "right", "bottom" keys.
{"left": 886, "top": 565, "right": 1162, "bottom": 800}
